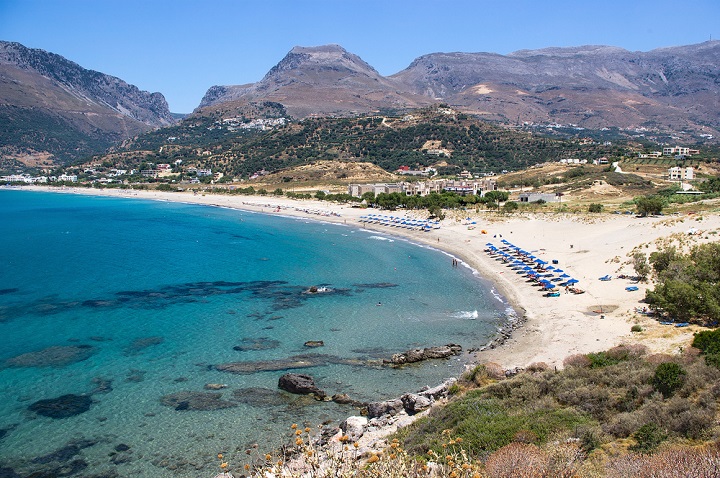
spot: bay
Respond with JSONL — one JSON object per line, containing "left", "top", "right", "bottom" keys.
{"left": 0, "top": 189, "right": 510, "bottom": 477}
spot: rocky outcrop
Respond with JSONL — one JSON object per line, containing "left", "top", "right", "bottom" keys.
{"left": 366, "top": 378, "right": 457, "bottom": 419}
{"left": 366, "top": 399, "right": 404, "bottom": 419}
{"left": 278, "top": 373, "right": 327, "bottom": 400}
{"left": 384, "top": 344, "right": 462, "bottom": 366}
{"left": 400, "top": 393, "right": 433, "bottom": 415}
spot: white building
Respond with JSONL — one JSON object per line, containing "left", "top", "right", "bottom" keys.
{"left": 668, "top": 167, "right": 694, "bottom": 181}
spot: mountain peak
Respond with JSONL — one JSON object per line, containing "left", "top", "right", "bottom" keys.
{"left": 288, "top": 44, "right": 348, "bottom": 55}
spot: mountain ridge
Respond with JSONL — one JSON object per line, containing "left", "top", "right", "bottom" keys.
{"left": 0, "top": 41, "right": 175, "bottom": 165}
{"left": 199, "top": 41, "right": 720, "bottom": 139}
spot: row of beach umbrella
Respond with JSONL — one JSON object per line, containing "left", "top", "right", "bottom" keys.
{"left": 485, "top": 240, "right": 579, "bottom": 289}
{"left": 359, "top": 213, "right": 441, "bottom": 231}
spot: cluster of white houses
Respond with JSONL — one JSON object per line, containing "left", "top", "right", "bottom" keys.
{"left": 348, "top": 179, "right": 498, "bottom": 197}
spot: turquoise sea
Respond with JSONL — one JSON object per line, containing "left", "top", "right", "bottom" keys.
{"left": 0, "top": 189, "right": 511, "bottom": 477}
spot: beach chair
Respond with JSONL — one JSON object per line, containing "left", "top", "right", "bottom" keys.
{"left": 599, "top": 275, "right": 612, "bottom": 281}
{"left": 625, "top": 286, "right": 639, "bottom": 292}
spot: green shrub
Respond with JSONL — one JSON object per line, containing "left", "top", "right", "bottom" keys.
{"left": 631, "top": 325, "right": 643, "bottom": 333}
{"left": 588, "top": 203, "right": 603, "bottom": 213}
{"left": 652, "top": 362, "right": 686, "bottom": 398}
{"left": 630, "top": 423, "right": 667, "bottom": 453}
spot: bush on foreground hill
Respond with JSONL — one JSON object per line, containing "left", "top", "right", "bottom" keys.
{"left": 226, "top": 343, "right": 720, "bottom": 477}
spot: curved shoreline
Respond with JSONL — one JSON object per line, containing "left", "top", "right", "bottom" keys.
{"left": 14, "top": 185, "right": 720, "bottom": 370}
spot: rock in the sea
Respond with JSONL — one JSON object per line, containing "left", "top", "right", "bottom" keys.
{"left": 124, "top": 336, "right": 164, "bottom": 356}
{"left": 204, "top": 383, "right": 228, "bottom": 390}
{"left": 160, "top": 391, "right": 237, "bottom": 411}
{"left": 401, "top": 393, "right": 433, "bottom": 415}
{"left": 29, "top": 394, "right": 92, "bottom": 419}
{"left": 340, "top": 416, "right": 368, "bottom": 442}
{"left": 384, "top": 344, "right": 462, "bottom": 366}
{"left": 278, "top": 373, "right": 327, "bottom": 400}
{"left": 90, "top": 377, "right": 113, "bottom": 394}
{"left": 303, "top": 340, "right": 324, "bottom": 348}
{"left": 6, "top": 345, "right": 96, "bottom": 368}
{"left": 233, "top": 337, "right": 280, "bottom": 352}
{"left": 366, "top": 398, "right": 404, "bottom": 419}
{"left": 331, "top": 393, "right": 353, "bottom": 404}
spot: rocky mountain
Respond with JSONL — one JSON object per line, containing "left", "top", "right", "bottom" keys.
{"left": 0, "top": 41, "right": 175, "bottom": 165}
{"left": 199, "top": 42, "right": 720, "bottom": 139}
{"left": 198, "top": 44, "right": 429, "bottom": 118}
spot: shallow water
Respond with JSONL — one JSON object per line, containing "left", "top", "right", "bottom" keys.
{"left": 0, "top": 189, "right": 511, "bottom": 477}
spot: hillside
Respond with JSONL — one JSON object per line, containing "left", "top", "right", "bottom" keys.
{"left": 0, "top": 41, "right": 175, "bottom": 167}
{"left": 105, "top": 106, "right": 629, "bottom": 179}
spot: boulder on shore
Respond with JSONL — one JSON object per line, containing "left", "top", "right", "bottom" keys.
{"left": 278, "top": 373, "right": 327, "bottom": 400}
{"left": 366, "top": 398, "right": 404, "bottom": 419}
{"left": 401, "top": 393, "right": 433, "bottom": 415}
{"left": 384, "top": 344, "right": 462, "bottom": 366}
{"left": 340, "top": 416, "right": 368, "bottom": 442}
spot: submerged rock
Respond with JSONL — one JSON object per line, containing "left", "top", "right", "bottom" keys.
{"left": 29, "top": 394, "right": 92, "bottom": 419}
{"left": 90, "top": 377, "right": 113, "bottom": 394}
{"left": 278, "top": 373, "right": 327, "bottom": 400}
{"left": 303, "top": 340, "right": 324, "bottom": 348}
{"left": 6, "top": 345, "right": 96, "bottom": 368}
{"left": 204, "top": 383, "right": 228, "bottom": 390}
{"left": 160, "top": 391, "right": 237, "bottom": 411}
{"left": 232, "top": 337, "right": 280, "bottom": 352}
{"left": 124, "top": 336, "right": 164, "bottom": 355}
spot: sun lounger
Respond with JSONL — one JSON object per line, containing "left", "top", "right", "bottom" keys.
{"left": 599, "top": 275, "right": 612, "bottom": 281}
{"left": 625, "top": 286, "right": 639, "bottom": 291}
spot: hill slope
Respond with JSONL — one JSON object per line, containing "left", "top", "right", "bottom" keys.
{"left": 0, "top": 41, "right": 175, "bottom": 166}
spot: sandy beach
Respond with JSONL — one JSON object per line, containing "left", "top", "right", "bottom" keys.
{"left": 20, "top": 186, "right": 720, "bottom": 369}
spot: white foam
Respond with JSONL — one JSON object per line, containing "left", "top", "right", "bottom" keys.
{"left": 368, "top": 235, "right": 394, "bottom": 242}
{"left": 452, "top": 310, "right": 479, "bottom": 320}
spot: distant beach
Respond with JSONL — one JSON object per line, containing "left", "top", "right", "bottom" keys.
{"left": 25, "top": 185, "right": 720, "bottom": 368}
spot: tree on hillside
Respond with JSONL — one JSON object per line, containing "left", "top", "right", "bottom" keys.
{"left": 635, "top": 196, "right": 665, "bottom": 216}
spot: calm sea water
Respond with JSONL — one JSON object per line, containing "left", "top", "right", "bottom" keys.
{"left": 0, "top": 189, "right": 511, "bottom": 477}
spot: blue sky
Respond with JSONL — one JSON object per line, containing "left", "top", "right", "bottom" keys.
{"left": 1, "top": 0, "right": 718, "bottom": 113}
